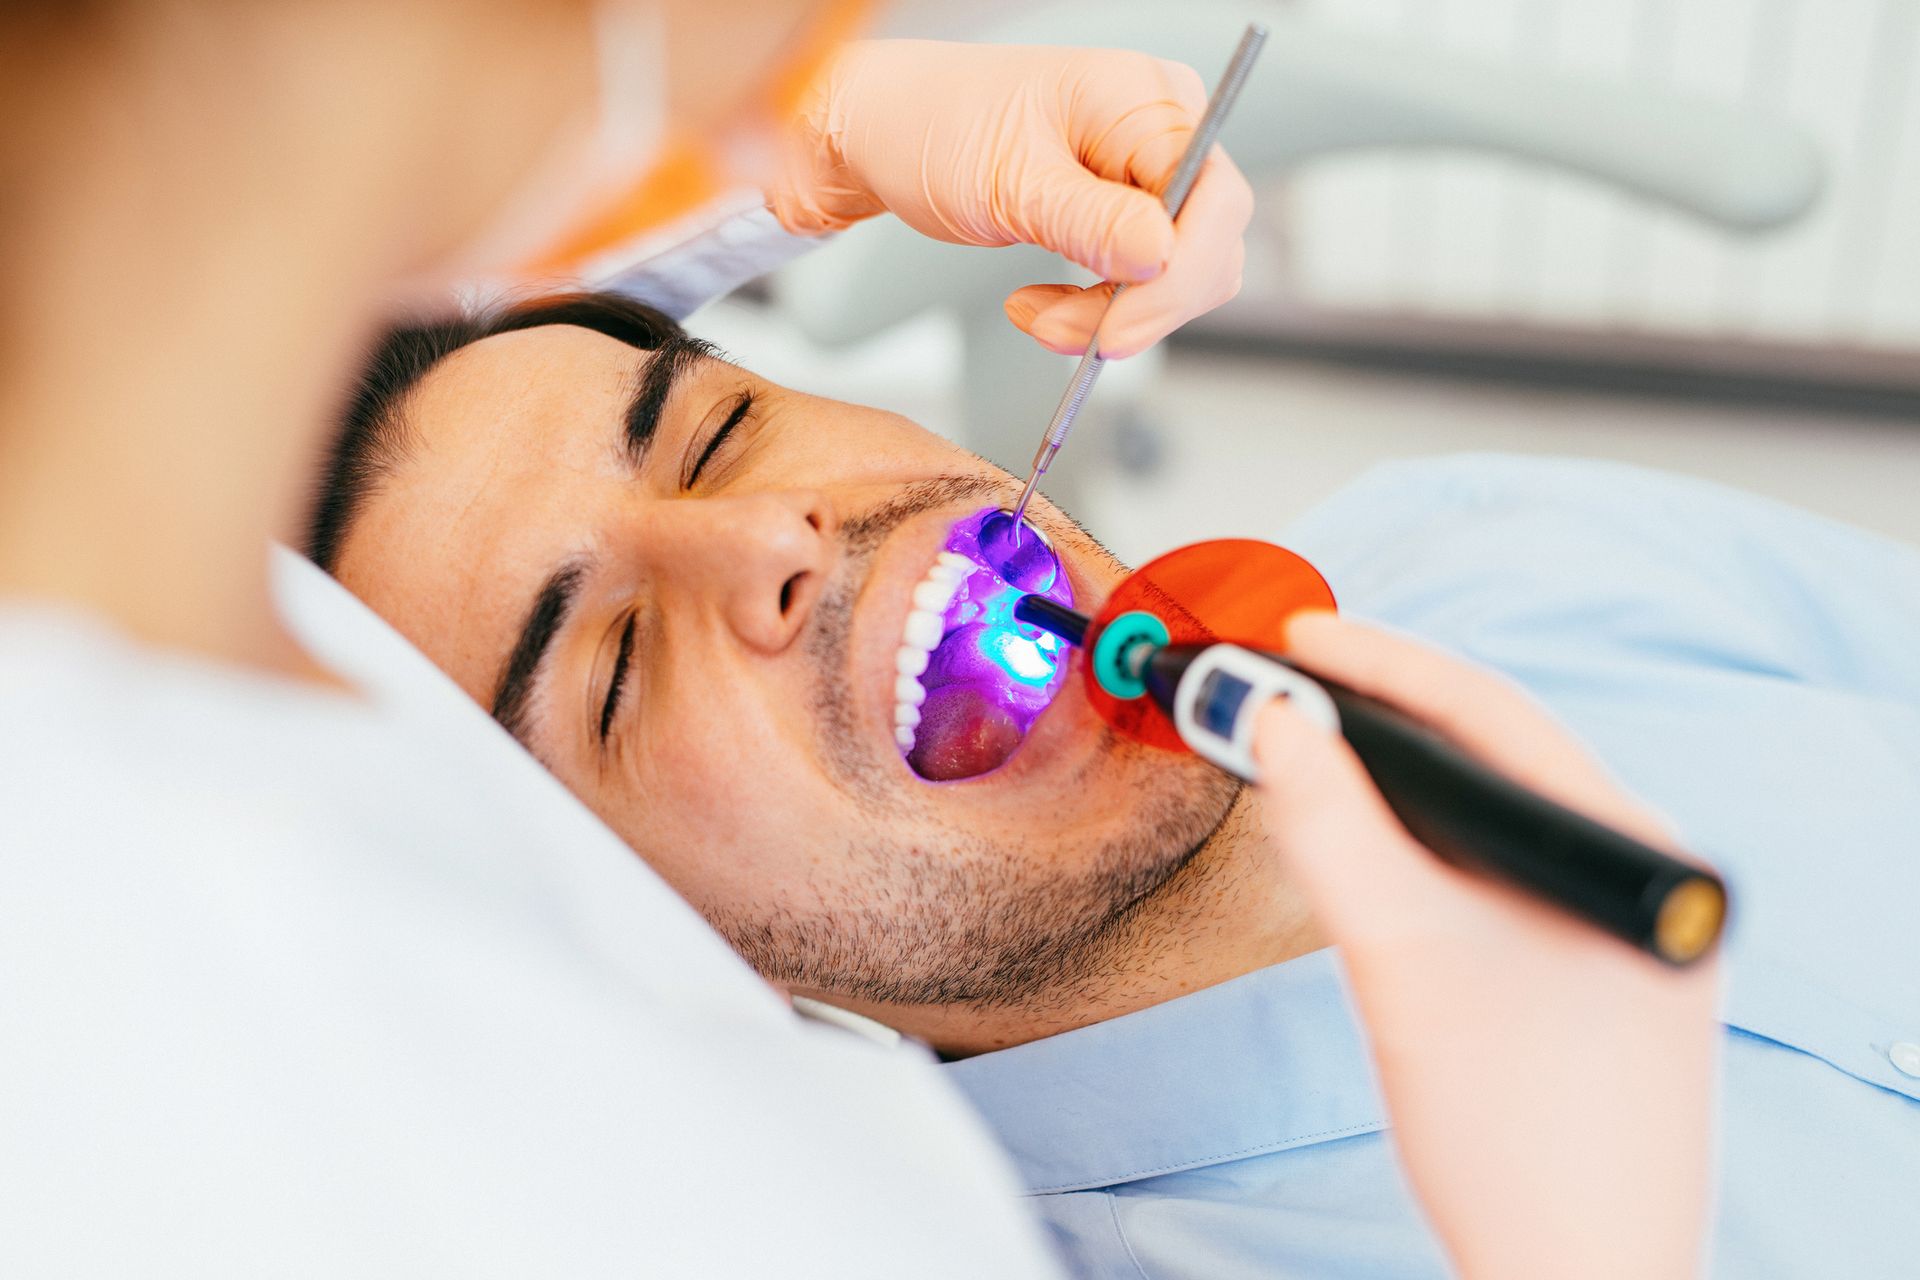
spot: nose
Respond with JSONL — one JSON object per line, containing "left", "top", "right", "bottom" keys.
{"left": 642, "top": 491, "right": 838, "bottom": 653}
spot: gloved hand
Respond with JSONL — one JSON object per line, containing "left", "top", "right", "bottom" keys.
{"left": 769, "top": 39, "right": 1254, "bottom": 359}
{"left": 1253, "top": 613, "right": 1720, "bottom": 1280}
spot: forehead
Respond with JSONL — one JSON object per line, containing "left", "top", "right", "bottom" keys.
{"left": 334, "top": 325, "right": 641, "bottom": 699}
{"left": 405, "top": 324, "right": 640, "bottom": 468}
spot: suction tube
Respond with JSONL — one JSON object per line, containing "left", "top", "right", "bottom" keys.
{"left": 1013, "top": 598, "right": 1726, "bottom": 966}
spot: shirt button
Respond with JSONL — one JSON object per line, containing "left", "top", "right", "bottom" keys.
{"left": 1890, "top": 1042, "right": 1920, "bottom": 1078}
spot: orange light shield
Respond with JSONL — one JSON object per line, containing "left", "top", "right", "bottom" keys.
{"left": 1088, "top": 540, "right": 1336, "bottom": 750}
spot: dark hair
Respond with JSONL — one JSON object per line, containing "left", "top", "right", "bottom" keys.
{"left": 306, "top": 291, "right": 687, "bottom": 572}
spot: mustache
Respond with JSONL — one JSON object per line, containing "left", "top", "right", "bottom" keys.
{"left": 836, "top": 474, "right": 1015, "bottom": 558}
{"left": 819, "top": 472, "right": 1020, "bottom": 660}
{"left": 808, "top": 471, "right": 1014, "bottom": 660}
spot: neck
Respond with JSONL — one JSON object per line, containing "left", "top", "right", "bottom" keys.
{"left": 841, "top": 790, "right": 1326, "bottom": 1058}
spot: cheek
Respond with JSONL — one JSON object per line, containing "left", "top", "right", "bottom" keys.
{"left": 606, "top": 687, "right": 848, "bottom": 905}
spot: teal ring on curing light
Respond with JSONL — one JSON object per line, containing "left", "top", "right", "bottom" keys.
{"left": 1092, "top": 610, "right": 1170, "bottom": 700}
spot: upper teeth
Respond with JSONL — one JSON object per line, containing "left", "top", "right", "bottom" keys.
{"left": 893, "top": 551, "right": 971, "bottom": 753}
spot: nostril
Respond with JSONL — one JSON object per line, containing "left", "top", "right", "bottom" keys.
{"left": 804, "top": 510, "right": 822, "bottom": 532}
{"left": 780, "top": 573, "right": 804, "bottom": 615}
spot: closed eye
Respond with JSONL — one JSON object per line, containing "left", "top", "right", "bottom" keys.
{"left": 686, "top": 390, "right": 754, "bottom": 489}
{"left": 599, "top": 614, "right": 636, "bottom": 743}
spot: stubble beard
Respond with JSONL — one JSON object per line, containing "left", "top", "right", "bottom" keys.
{"left": 702, "top": 476, "right": 1245, "bottom": 1011}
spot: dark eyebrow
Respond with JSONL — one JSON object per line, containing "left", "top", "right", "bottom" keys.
{"left": 491, "top": 557, "right": 590, "bottom": 748}
{"left": 623, "top": 335, "right": 718, "bottom": 470}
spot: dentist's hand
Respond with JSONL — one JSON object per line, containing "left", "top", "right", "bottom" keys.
{"left": 768, "top": 39, "right": 1254, "bottom": 359}
{"left": 1253, "top": 613, "right": 1720, "bottom": 1280}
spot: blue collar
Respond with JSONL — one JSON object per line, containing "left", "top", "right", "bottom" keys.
{"left": 941, "top": 948, "right": 1386, "bottom": 1195}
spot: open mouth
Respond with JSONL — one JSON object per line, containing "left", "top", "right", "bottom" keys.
{"left": 892, "top": 508, "right": 1074, "bottom": 781}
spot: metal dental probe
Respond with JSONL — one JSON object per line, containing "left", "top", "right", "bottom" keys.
{"left": 1005, "top": 22, "right": 1269, "bottom": 532}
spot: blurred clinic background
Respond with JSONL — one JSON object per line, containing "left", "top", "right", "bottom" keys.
{"left": 679, "top": 0, "right": 1920, "bottom": 566}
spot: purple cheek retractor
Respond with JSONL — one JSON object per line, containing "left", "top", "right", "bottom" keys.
{"left": 976, "top": 509, "right": 1059, "bottom": 594}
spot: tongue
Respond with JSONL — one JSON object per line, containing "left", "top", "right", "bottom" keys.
{"left": 908, "top": 683, "right": 1022, "bottom": 781}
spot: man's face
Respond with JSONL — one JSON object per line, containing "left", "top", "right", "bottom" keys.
{"left": 336, "top": 323, "right": 1236, "bottom": 1007}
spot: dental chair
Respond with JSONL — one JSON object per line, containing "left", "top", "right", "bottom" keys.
{"left": 765, "top": 1, "right": 1825, "bottom": 518}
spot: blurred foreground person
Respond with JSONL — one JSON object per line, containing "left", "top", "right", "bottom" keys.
{"left": 0, "top": 3, "right": 1065, "bottom": 1274}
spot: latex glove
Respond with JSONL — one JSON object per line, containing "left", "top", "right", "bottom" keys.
{"left": 1253, "top": 613, "right": 1721, "bottom": 1280}
{"left": 769, "top": 39, "right": 1254, "bottom": 359}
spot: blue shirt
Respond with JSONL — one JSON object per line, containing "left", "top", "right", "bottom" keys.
{"left": 946, "top": 456, "right": 1920, "bottom": 1279}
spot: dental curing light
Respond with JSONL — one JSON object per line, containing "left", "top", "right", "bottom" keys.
{"left": 1013, "top": 542, "right": 1728, "bottom": 967}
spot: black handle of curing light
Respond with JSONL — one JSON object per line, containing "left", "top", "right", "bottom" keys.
{"left": 1148, "top": 644, "right": 1727, "bottom": 966}
{"left": 1323, "top": 676, "right": 1724, "bottom": 965}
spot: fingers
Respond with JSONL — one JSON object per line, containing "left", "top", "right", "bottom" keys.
{"left": 1009, "top": 162, "right": 1178, "bottom": 289}
{"left": 1006, "top": 149, "right": 1253, "bottom": 358}
{"left": 1007, "top": 52, "right": 1245, "bottom": 352}
{"left": 1004, "top": 282, "right": 1121, "bottom": 356}
{"left": 1003, "top": 284, "right": 1083, "bottom": 337}
{"left": 1096, "top": 149, "right": 1252, "bottom": 357}
{"left": 1076, "top": 54, "right": 1209, "bottom": 199}
{"left": 1252, "top": 697, "right": 1468, "bottom": 937}
{"left": 1281, "top": 613, "right": 1674, "bottom": 848}
{"left": 1252, "top": 649, "right": 1684, "bottom": 969}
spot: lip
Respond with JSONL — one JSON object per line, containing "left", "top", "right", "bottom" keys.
{"left": 849, "top": 501, "right": 1110, "bottom": 788}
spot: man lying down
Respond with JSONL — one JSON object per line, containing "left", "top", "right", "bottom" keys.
{"left": 309, "top": 291, "right": 1920, "bottom": 1278}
